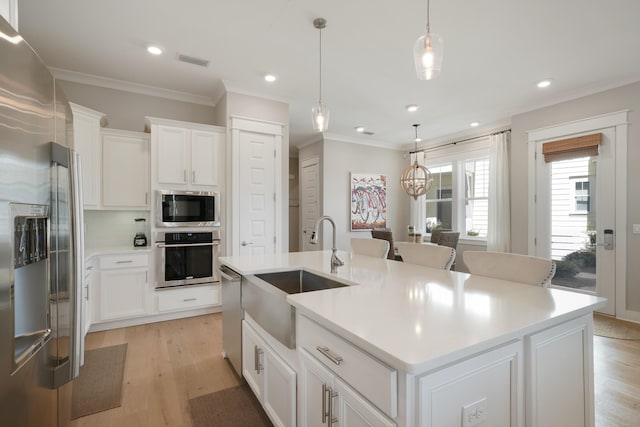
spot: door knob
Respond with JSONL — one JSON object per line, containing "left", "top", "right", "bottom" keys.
{"left": 241, "top": 241, "right": 253, "bottom": 246}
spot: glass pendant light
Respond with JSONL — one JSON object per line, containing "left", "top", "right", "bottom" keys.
{"left": 312, "top": 18, "right": 329, "bottom": 132}
{"left": 413, "top": 0, "right": 444, "bottom": 80}
{"left": 400, "top": 124, "right": 434, "bottom": 199}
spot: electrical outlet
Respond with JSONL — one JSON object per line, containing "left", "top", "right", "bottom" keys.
{"left": 633, "top": 224, "right": 640, "bottom": 234}
{"left": 462, "top": 398, "right": 487, "bottom": 427}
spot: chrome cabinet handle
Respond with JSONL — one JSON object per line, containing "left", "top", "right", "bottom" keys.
{"left": 145, "top": 192, "right": 148, "bottom": 205}
{"left": 241, "top": 241, "right": 253, "bottom": 246}
{"left": 183, "top": 298, "right": 197, "bottom": 302}
{"left": 321, "top": 383, "right": 337, "bottom": 426}
{"left": 183, "top": 169, "right": 187, "bottom": 182}
{"left": 254, "top": 345, "right": 263, "bottom": 374}
{"left": 85, "top": 285, "right": 89, "bottom": 301}
{"left": 192, "top": 170, "right": 196, "bottom": 183}
{"left": 116, "top": 260, "right": 133, "bottom": 264}
{"left": 322, "top": 383, "right": 328, "bottom": 424}
{"left": 316, "top": 346, "right": 343, "bottom": 366}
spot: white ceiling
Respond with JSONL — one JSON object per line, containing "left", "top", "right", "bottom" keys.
{"left": 17, "top": 0, "right": 640, "bottom": 151}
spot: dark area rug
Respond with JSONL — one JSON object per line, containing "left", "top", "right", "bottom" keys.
{"left": 71, "top": 343, "right": 128, "bottom": 419}
{"left": 189, "top": 383, "right": 273, "bottom": 427}
{"left": 594, "top": 313, "right": 640, "bottom": 340}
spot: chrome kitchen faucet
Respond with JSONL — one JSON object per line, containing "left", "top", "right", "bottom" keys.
{"left": 309, "top": 215, "right": 343, "bottom": 273}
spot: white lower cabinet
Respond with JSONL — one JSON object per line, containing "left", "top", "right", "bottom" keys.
{"left": 417, "top": 341, "right": 522, "bottom": 427}
{"left": 97, "top": 253, "right": 149, "bottom": 321}
{"left": 300, "top": 349, "right": 395, "bottom": 427}
{"left": 242, "top": 320, "right": 296, "bottom": 427}
{"left": 526, "top": 314, "right": 593, "bottom": 427}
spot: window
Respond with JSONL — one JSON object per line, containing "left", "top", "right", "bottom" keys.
{"left": 425, "top": 164, "right": 453, "bottom": 232}
{"left": 570, "top": 177, "right": 592, "bottom": 214}
{"left": 464, "top": 158, "right": 489, "bottom": 237}
{"left": 422, "top": 151, "right": 490, "bottom": 240}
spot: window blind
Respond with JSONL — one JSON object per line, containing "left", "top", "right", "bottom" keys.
{"left": 542, "top": 133, "right": 601, "bottom": 163}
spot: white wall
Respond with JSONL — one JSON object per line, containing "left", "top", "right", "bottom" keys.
{"left": 58, "top": 80, "right": 216, "bottom": 132}
{"left": 320, "top": 138, "right": 409, "bottom": 252}
{"left": 84, "top": 210, "right": 150, "bottom": 250}
{"left": 511, "top": 80, "right": 640, "bottom": 312}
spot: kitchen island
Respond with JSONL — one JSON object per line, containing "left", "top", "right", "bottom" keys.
{"left": 219, "top": 250, "right": 606, "bottom": 427}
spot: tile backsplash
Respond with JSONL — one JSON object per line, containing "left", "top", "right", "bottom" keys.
{"left": 84, "top": 210, "right": 150, "bottom": 249}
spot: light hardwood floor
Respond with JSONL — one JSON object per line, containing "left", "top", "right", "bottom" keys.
{"left": 69, "top": 313, "right": 240, "bottom": 427}
{"left": 70, "top": 314, "right": 640, "bottom": 427}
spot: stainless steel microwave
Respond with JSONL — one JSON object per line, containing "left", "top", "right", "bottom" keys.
{"left": 156, "top": 190, "right": 220, "bottom": 227}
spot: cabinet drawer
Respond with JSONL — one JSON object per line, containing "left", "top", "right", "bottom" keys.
{"left": 298, "top": 314, "right": 397, "bottom": 418}
{"left": 157, "top": 285, "right": 220, "bottom": 312}
{"left": 100, "top": 253, "right": 148, "bottom": 269}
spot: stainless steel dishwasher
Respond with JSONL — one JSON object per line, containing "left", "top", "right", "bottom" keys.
{"left": 220, "top": 264, "right": 242, "bottom": 376}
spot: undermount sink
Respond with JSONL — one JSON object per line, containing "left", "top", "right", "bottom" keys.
{"left": 242, "top": 270, "right": 349, "bottom": 349}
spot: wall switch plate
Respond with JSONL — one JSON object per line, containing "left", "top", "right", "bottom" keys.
{"left": 633, "top": 224, "right": 640, "bottom": 234}
{"left": 462, "top": 397, "right": 487, "bottom": 427}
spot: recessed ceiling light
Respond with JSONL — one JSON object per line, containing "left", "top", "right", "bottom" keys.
{"left": 406, "top": 104, "right": 419, "bottom": 112}
{"left": 414, "top": 137, "right": 422, "bottom": 142}
{"left": 355, "top": 126, "right": 365, "bottom": 133}
{"left": 146, "top": 45, "right": 163, "bottom": 55}
{"left": 537, "top": 79, "right": 551, "bottom": 88}
{"left": 264, "top": 74, "right": 277, "bottom": 82}
{"left": 470, "top": 122, "right": 480, "bottom": 127}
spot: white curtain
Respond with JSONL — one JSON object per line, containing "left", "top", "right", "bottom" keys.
{"left": 408, "top": 151, "right": 426, "bottom": 235}
{"left": 488, "top": 132, "right": 511, "bottom": 252}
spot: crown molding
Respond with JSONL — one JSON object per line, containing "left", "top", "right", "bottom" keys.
{"left": 50, "top": 67, "right": 218, "bottom": 106}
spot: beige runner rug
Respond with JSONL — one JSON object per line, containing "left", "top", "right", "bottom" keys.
{"left": 71, "top": 343, "right": 128, "bottom": 419}
{"left": 594, "top": 313, "right": 640, "bottom": 340}
{"left": 189, "top": 383, "right": 273, "bottom": 427}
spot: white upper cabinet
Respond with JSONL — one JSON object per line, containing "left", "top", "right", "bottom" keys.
{"left": 102, "top": 129, "right": 150, "bottom": 209}
{"left": 0, "top": 0, "right": 19, "bottom": 30}
{"left": 69, "top": 103, "right": 105, "bottom": 209}
{"left": 146, "top": 117, "right": 224, "bottom": 190}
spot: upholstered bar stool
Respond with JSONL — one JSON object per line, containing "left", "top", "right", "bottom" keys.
{"left": 463, "top": 251, "right": 556, "bottom": 287}
{"left": 395, "top": 242, "right": 456, "bottom": 270}
{"left": 351, "top": 238, "right": 390, "bottom": 259}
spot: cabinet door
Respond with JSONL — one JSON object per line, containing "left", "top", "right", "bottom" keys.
{"left": 99, "top": 267, "right": 148, "bottom": 321}
{"left": 263, "top": 343, "right": 296, "bottom": 427}
{"left": 299, "top": 349, "right": 334, "bottom": 427}
{"left": 157, "top": 125, "right": 188, "bottom": 185}
{"left": 242, "top": 321, "right": 265, "bottom": 401}
{"left": 335, "top": 377, "right": 396, "bottom": 427}
{"left": 190, "top": 130, "right": 221, "bottom": 187}
{"left": 73, "top": 111, "right": 102, "bottom": 208}
{"left": 102, "top": 132, "right": 150, "bottom": 208}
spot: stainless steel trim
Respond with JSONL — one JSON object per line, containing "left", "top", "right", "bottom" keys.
{"left": 219, "top": 265, "right": 241, "bottom": 281}
{"left": 155, "top": 242, "right": 217, "bottom": 248}
{"left": 316, "top": 346, "right": 343, "bottom": 366}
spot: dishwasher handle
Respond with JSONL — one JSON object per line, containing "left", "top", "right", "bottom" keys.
{"left": 219, "top": 265, "right": 241, "bottom": 281}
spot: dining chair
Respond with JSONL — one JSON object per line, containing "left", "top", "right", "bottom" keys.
{"left": 370, "top": 228, "right": 396, "bottom": 260}
{"left": 463, "top": 251, "right": 557, "bottom": 287}
{"left": 437, "top": 231, "right": 460, "bottom": 270}
{"left": 351, "top": 237, "right": 390, "bottom": 259}
{"left": 395, "top": 242, "right": 456, "bottom": 270}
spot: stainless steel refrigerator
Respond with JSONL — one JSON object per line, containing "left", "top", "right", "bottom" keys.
{"left": 0, "top": 16, "right": 84, "bottom": 427}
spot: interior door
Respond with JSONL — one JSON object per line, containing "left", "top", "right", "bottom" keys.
{"left": 238, "top": 130, "right": 276, "bottom": 256}
{"left": 535, "top": 128, "right": 616, "bottom": 315}
{"left": 301, "top": 157, "right": 320, "bottom": 251}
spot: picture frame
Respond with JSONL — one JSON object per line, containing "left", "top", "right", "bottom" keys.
{"left": 350, "top": 173, "right": 387, "bottom": 231}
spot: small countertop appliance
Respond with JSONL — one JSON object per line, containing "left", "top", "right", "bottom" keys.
{"left": 133, "top": 218, "right": 148, "bottom": 247}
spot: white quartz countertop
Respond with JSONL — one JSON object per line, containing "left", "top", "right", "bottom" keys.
{"left": 219, "top": 250, "right": 606, "bottom": 374}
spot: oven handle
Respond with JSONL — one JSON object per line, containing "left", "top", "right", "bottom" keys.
{"left": 155, "top": 241, "right": 220, "bottom": 248}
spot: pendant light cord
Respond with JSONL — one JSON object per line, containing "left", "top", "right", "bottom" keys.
{"left": 318, "top": 25, "right": 323, "bottom": 104}
{"left": 426, "top": 0, "right": 431, "bottom": 33}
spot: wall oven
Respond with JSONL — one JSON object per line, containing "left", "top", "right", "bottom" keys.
{"left": 154, "top": 229, "right": 221, "bottom": 288}
{"left": 157, "top": 190, "right": 220, "bottom": 227}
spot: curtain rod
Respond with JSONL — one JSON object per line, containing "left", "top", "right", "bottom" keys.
{"left": 409, "top": 129, "right": 511, "bottom": 155}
